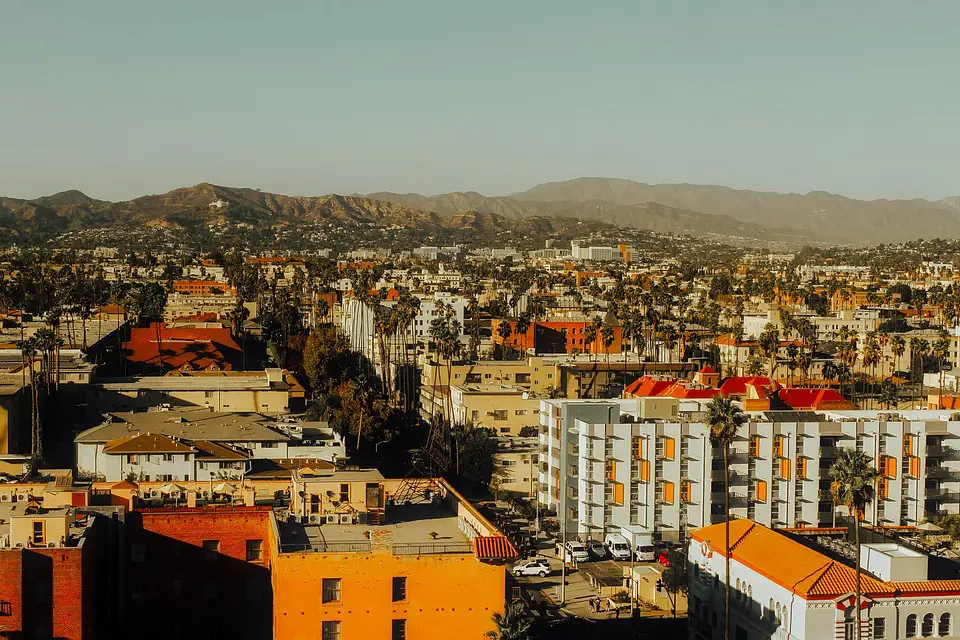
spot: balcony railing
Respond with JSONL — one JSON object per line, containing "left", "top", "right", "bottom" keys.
{"left": 393, "top": 542, "right": 473, "bottom": 555}
{"left": 925, "top": 467, "right": 960, "bottom": 480}
{"left": 927, "top": 446, "right": 957, "bottom": 458}
{"left": 280, "top": 540, "right": 372, "bottom": 554}
{"left": 820, "top": 446, "right": 846, "bottom": 457}
{"left": 925, "top": 488, "right": 960, "bottom": 502}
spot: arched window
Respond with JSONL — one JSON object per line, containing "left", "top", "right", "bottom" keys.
{"left": 922, "top": 613, "right": 934, "bottom": 637}
{"left": 907, "top": 614, "right": 918, "bottom": 638}
{"left": 939, "top": 613, "right": 951, "bottom": 637}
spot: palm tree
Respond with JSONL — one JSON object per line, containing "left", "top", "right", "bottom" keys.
{"left": 485, "top": 602, "right": 534, "bottom": 640}
{"left": 707, "top": 396, "right": 746, "bottom": 640}
{"left": 514, "top": 313, "right": 532, "bottom": 356}
{"left": 829, "top": 451, "right": 879, "bottom": 639}
{"left": 890, "top": 335, "right": 905, "bottom": 381}
{"left": 496, "top": 320, "right": 513, "bottom": 360}
{"left": 758, "top": 323, "right": 781, "bottom": 380}
{"left": 932, "top": 332, "right": 950, "bottom": 409}
{"left": 584, "top": 323, "right": 598, "bottom": 363}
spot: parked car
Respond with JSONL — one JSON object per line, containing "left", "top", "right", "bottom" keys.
{"left": 564, "top": 541, "right": 589, "bottom": 563}
{"left": 513, "top": 559, "right": 551, "bottom": 577}
{"left": 587, "top": 540, "right": 608, "bottom": 560}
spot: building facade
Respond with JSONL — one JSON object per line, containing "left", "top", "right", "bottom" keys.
{"left": 539, "top": 399, "right": 960, "bottom": 541}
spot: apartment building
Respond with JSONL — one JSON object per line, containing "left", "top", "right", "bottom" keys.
{"left": 690, "top": 520, "right": 960, "bottom": 640}
{"left": 538, "top": 398, "right": 960, "bottom": 542}
{"left": 88, "top": 368, "right": 305, "bottom": 417}
{"left": 493, "top": 438, "right": 539, "bottom": 496}
{"left": 450, "top": 384, "right": 541, "bottom": 436}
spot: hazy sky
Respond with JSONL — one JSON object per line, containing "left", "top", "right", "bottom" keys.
{"left": 3, "top": 1, "right": 958, "bottom": 201}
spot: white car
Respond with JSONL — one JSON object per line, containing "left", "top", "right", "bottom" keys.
{"left": 564, "top": 541, "right": 590, "bottom": 563}
{"left": 513, "top": 559, "right": 551, "bottom": 577}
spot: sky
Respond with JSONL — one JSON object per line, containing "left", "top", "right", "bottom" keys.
{"left": 2, "top": 1, "right": 959, "bottom": 202}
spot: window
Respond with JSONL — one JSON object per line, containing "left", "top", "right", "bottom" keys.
{"left": 754, "top": 480, "right": 768, "bottom": 503}
{"left": 878, "top": 478, "right": 889, "bottom": 499}
{"left": 163, "top": 454, "right": 174, "bottom": 462}
{"left": 515, "top": 409, "right": 527, "bottom": 416}
{"left": 662, "top": 481, "right": 675, "bottom": 504}
{"left": 471, "top": 410, "right": 480, "bottom": 421}
{"left": 202, "top": 540, "right": 219, "bottom": 560}
{"left": 246, "top": 539, "right": 263, "bottom": 562}
{"left": 32, "top": 520, "right": 45, "bottom": 545}
{"left": 922, "top": 613, "right": 934, "bottom": 637}
{"left": 873, "top": 617, "right": 885, "bottom": 639}
{"left": 797, "top": 457, "right": 808, "bottom": 479}
{"left": 322, "top": 578, "right": 341, "bottom": 603}
{"left": 907, "top": 614, "right": 917, "bottom": 637}
{"left": 749, "top": 435, "right": 761, "bottom": 457}
{"left": 661, "top": 436, "right": 676, "bottom": 460}
{"left": 126, "top": 455, "right": 139, "bottom": 464}
{"left": 939, "top": 613, "right": 951, "bottom": 636}
{"left": 392, "top": 577, "right": 407, "bottom": 602}
{"left": 910, "top": 457, "right": 921, "bottom": 478}
{"left": 392, "top": 619, "right": 406, "bottom": 640}
{"left": 321, "top": 621, "right": 341, "bottom": 640}
{"left": 492, "top": 410, "right": 508, "bottom": 420}
{"left": 131, "top": 543, "right": 146, "bottom": 563}
{"left": 339, "top": 484, "right": 349, "bottom": 502}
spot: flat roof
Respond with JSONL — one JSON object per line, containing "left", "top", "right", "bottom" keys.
{"left": 277, "top": 501, "right": 470, "bottom": 552}
{"left": 96, "top": 374, "right": 286, "bottom": 392}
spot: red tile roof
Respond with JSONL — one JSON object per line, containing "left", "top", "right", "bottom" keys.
{"left": 776, "top": 388, "right": 854, "bottom": 410}
{"left": 123, "top": 323, "right": 242, "bottom": 371}
{"left": 473, "top": 535, "right": 519, "bottom": 561}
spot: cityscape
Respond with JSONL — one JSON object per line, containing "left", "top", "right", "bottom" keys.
{"left": 4, "top": 3, "right": 960, "bottom": 640}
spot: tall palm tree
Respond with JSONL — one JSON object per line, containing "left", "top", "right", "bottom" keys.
{"left": 890, "top": 335, "right": 905, "bottom": 381}
{"left": 829, "top": 451, "right": 879, "bottom": 640}
{"left": 932, "top": 332, "right": 950, "bottom": 409}
{"left": 485, "top": 602, "right": 534, "bottom": 640}
{"left": 707, "top": 396, "right": 746, "bottom": 640}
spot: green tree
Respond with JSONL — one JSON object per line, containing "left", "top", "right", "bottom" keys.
{"left": 452, "top": 423, "right": 501, "bottom": 489}
{"left": 485, "top": 602, "right": 535, "bottom": 640}
{"left": 707, "top": 396, "right": 746, "bottom": 640}
{"left": 302, "top": 326, "right": 354, "bottom": 395}
{"left": 829, "top": 450, "right": 879, "bottom": 638}
{"left": 660, "top": 545, "right": 689, "bottom": 618}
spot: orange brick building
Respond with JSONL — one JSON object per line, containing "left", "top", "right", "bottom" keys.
{"left": 173, "top": 280, "right": 235, "bottom": 296}
{"left": 492, "top": 319, "right": 623, "bottom": 355}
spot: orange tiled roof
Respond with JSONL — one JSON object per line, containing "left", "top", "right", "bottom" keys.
{"left": 691, "top": 521, "right": 892, "bottom": 599}
{"left": 473, "top": 536, "right": 519, "bottom": 560}
{"left": 888, "top": 581, "right": 960, "bottom": 595}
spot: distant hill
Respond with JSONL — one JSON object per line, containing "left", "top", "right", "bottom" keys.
{"left": 510, "top": 177, "right": 960, "bottom": 243}
{"left": 0, "top": 183, "right": 603, "bottom": 240}
{"left": 366, "top": 191, "right": 806, "bottom": 242}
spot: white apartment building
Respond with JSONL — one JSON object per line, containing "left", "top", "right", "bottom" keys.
{"left": 539, "top": 398, "right": 960, "bottom": 543}
{"left": 340, "top": 292, "right": 468, "bottom": 361}
{"left": 571, "top": 243, "right": 616, "bottom": 262}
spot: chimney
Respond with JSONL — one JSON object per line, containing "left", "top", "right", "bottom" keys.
{"left": 370, "top": 529, "right": 393, "bottom": 554}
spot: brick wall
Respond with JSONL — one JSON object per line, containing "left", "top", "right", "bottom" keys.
{"left": 125, "top": 507, "right": 274, "bottom": 639}
{"left": 0, "top": 546, "right": 87, "bottom": 640}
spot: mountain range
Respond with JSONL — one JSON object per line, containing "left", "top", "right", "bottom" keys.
{"left": 1, "top": 178, "right": 958, "bottom": 245}
{"left": 371, "top": 177, "right": 960, "bottom": 244}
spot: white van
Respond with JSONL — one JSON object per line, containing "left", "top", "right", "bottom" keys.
{"left": 635, "top": 543, "right": 656, "bottom": 562}
{"left": 604, "top": 534, "right": 632, "bottom": 561}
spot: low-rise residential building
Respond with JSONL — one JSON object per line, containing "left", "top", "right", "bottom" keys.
{"left": 450, "top": 384, "right": 541, "bottom": 436}
{"left": 75, "top": 409, "right": 345, "bottom": 482}
{"left": 493, "top": 438, "right": 539, "bottom": 496}
{"left": 690, "top": 520, "right": 960, "bottom": 640}
{"left": 88, "top": 368, "right": 305, "bottom": 417}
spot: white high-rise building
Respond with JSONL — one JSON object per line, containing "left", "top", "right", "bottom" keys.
{"left": 538, "top": 398, "right": 960, "bottom": 542}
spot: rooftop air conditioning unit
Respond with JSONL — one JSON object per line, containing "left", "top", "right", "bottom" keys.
{"left": 325, "top": 514, "right": 338, "bottom": 525}
{"left": 339, "top": 514, "right": 352, "bottom": 524}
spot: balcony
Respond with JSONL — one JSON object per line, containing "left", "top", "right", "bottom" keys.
{"left": 925, "top": 467, "right": 960, "bottom": 480}
{"left": 925, "top": 488, "right": 960, "bottom": 502}
{"left": 927, "top": 446, "right": 957, "bottom": 458}
{"left": 820, "top": 446, "right": 846, "bottom": 457}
